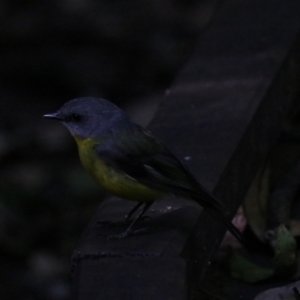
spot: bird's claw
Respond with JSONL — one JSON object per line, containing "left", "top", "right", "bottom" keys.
{"left": 106, "top": 227, "right": 149, "bottom": 240}
{"left": 107, "top": 231, "right": 130, "bottom": 240}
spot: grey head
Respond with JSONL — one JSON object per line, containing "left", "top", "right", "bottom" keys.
{"left": 44, "top": 97, "right": 132, "bottom": 138}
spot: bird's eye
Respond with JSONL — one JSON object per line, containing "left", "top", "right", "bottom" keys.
{"left": 71, "top": 113, "right": 81, "bottom": 122}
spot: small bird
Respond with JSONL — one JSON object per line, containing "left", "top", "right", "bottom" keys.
{"left": 44, "top": 97, "right": 244, "bottom": 243}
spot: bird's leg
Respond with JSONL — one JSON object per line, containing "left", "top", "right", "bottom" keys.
{"left": 125, "top": 202, "right": 143, "bottom": 221}
{"left": 124, "top": 201, "right": 153, "bottom": 234}
{"left": 98, "top": 202, "right": 148, "bottom": 229}
{"left": 108, "top": 201, "right": 154, "bottom": 239}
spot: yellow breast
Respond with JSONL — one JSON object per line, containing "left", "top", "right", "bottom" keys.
{"left": 73, "top": 136, "right": 162, "bottom": 202}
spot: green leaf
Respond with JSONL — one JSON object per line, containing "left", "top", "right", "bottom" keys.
{"left": 225, "top": 252, "right": 273, "bottom": 283}
{"left": 224, "top": 225, "right": 297, "bottom": 283}
{"left": 273, "top": 224, "right": 297, "bottom": 277}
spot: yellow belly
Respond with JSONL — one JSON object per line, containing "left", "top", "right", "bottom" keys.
{"left": 74, "top": 137, "right": 162, "bottom": 202}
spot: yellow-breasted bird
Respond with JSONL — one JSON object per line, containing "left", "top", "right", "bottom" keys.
{"left": 44, "top": 97, "right": 244, "bottom": 243}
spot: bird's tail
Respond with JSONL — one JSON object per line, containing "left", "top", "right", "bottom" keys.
{"left": 190, "top": 190, "right": 246, "bottom": 246}
{"left": 201, "top": 202, "right": 244, "bottom": 244}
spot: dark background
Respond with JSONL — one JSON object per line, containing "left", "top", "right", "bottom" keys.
{"left": 0, "top": 1, "right": 220, "bottom": 299}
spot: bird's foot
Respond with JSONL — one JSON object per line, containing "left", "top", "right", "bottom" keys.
{"left": 106, "top": 227, "right": 149, "bottom": 240}
{"left": 106, "top": 231, "right": 130, "bottom": 240}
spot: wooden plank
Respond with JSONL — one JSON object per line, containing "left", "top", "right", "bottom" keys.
{"left": 71, "top": 257, "right": 186, "bottom": 300}
{"left": 71, "top": 0, "right": 300, "bottom": 299}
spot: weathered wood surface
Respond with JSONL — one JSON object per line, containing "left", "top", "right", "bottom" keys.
{"left": 71, "top": 0, "right": 300, "bottom": 299}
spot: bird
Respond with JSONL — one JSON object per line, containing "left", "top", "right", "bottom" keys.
{"left": 44, "top": 97, "right": 244, "bottom": 243}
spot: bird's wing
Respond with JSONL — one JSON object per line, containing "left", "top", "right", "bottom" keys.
{"left": 94, "top": 126, "right": 221, "bottom": 208}
{"left": 95, "top": 127, "right": 245, "bottom": 245}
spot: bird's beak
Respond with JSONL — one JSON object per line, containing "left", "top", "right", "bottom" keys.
{"left": 43, "top": 112, "right": 64, "bottom": 121}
